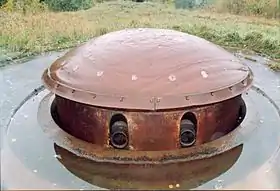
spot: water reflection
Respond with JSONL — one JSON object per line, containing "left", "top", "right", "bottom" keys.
{"left": 54, "top": 143, "right": 243, "bottom": 189}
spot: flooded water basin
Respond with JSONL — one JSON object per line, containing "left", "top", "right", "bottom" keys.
{"left": 1, "top": 84, "right": 280, "bottom": 189}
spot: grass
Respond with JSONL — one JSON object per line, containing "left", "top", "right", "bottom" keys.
{"left": 0, "top": 0, "right": 279, "bottom": 70}
{"left": 269, "top": 61, "right": 280, "bottom": 71}
{"left": 213, "top": 0, "right": 279, "bottom": 18}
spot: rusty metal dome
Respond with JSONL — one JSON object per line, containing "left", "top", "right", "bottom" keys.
{"left": 42, "top": 28, "right": 253, "bottom": 110}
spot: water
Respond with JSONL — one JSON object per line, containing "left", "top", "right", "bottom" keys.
{"left": 1, "top": 85, "right": 280, "bottom": 189}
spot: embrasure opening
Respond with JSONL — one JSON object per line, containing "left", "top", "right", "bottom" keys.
{"left": 180, "top": 112, "right": 197, "bottom": 148}
{"left": 109, "top": 114, "right": 129, "bottom": 149}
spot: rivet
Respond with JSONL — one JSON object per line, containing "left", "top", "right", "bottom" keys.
{"left": 156, "top": 97, "right": 161, "bottom": 103}
{"left": 72, "top": 65, "right": 79, "bottom": 72}
{"left": 168, "top": 74, "right": 176, "bottom": 82}
{"left": 229, "top": 87, "right": 233, "bottom": 91}
{"left": 185, "top": 96, "right": 189, "bottom": 100}
{"left": 242, "top": 80, "right": 247, "bottom": 86}
{"left": 97, "top": 71, "right": 104, "bottom": 77}
{"left": 120, "top": 97, "right": 124, "bottom": 102}
{"left": 201, "top": 70, "right": 208, "bottom": 78}
{"left": 210, "top": 92, "right": 214, "bottom": 96}
{"left": 132, "top": 75, "right": 138, "bottom": 81}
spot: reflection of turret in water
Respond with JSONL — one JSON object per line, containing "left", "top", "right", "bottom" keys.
{"left": 54, "top": 143, "right": 243, "bottom": 190}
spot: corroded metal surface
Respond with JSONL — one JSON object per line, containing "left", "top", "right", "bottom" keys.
{"left": 42, "top": 28, "right": 253, "bottom": 110}
{"left": 38, "top": 91, "right": 257, "bottom": 164}
{"left": 53, "top": 95, "right": 242, "bottom": 151}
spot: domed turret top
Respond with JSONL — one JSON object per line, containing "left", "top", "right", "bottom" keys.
{"left": 42, "top": 28, "right": 253, "bottom": 110}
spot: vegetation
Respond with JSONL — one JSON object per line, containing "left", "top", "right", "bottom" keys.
{"left": 42, "top": 0, "right": 94, "bottom": 12}
{"left": 214, "top": 0, "right": 279, "bottom": 18}
{"left": 1, "top": 0, "right": 47, "bottom": 13}
{"left": 269, "top": 61, "right": 280, "bottom": 71}
{"left": 0, "top": 0, "right": 279, "bottom": 70}
{"left": 0, "top": 0, "right": 7, "bottom": 6}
